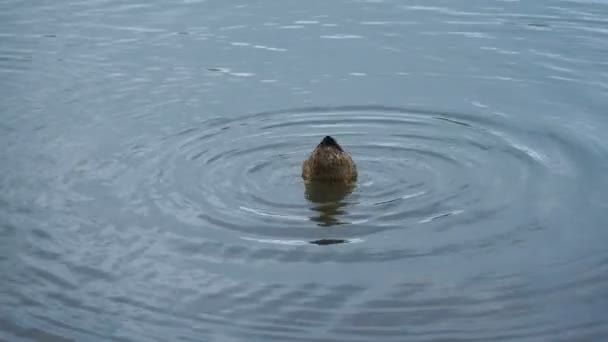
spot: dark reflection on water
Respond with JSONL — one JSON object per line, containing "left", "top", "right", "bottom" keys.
{"left": 309, "top": 239, "right": 348, "bottom": 246}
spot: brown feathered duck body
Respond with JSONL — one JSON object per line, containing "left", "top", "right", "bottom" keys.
{"left": 302, "top": 136, "right": 357, "bottom": 183}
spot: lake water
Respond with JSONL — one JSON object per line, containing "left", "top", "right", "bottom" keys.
{"left": 2, "top": 0, "right": 608, "bottom": 341}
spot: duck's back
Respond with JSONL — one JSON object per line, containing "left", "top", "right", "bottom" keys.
{"left": 302, "top": 141, "right": 357, "bottom": 182}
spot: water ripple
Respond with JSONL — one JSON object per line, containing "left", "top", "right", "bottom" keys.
{"left": 60, "top": 105, "right": 594, "bottom": 265}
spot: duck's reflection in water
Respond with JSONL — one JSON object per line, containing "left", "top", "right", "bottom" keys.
{"left": 304, "top": 181, "right": 355, "bottom": 245}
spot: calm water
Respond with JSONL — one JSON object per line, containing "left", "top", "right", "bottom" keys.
{"left": 2, "top": 0, "right": 608, "bottom": 341}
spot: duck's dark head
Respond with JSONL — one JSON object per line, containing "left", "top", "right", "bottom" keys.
{"left": 318, "top": 136, "right": 344, "bottom": 152}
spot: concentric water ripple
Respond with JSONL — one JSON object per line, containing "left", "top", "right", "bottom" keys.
{"left": 47, "top": 104, "right": 608, "bottom": 341}
{"left": 84, "top": 105, "right": 590, "bottom": 260}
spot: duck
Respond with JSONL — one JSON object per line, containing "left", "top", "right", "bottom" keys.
{"left": 302, "top": 136, "right": 357, "bottom": 183}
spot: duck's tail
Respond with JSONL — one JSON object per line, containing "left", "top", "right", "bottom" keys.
{"left": 319, "top": 136, "right": 344, "bottom": 151}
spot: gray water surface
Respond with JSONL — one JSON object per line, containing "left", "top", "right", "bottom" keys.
{"left": 2, "top": 0, "right": 608, "bottom": 341}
